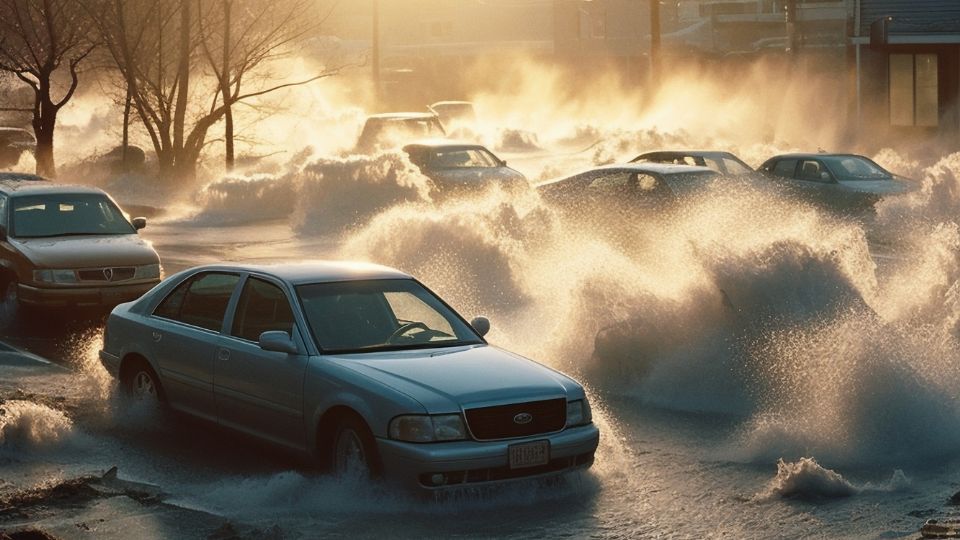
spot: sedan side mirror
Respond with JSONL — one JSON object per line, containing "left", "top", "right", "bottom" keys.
{"left": 470, "top": 316, "right": 490, "bottom": 337}
{"left": 132, "top": 217, "right": 147, "bottom": 230}
{"left": 259, "top": 331, "right": 299, "bottom": 354}
{"left": 820, "top": 172, "right": 832, "bottom": 182}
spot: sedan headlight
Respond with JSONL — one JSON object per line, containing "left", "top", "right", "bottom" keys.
{"left": 566, "top": 399, "right": 592, "bottom": 427}
{"left": 389, "top": 414, "right": 467, "bottom": 442}
{"left": 33, "top": 269, "right": 77, "bottom": 284}
{"left": 134, "top": 263, "right": 161, "bottom": 280}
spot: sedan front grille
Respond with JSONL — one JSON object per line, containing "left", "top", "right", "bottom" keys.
{"left": 77, "top": 267, "right": 136, "bottom": 282}
{"left": 464, "top": 398, "right": 566, "bottom": 440}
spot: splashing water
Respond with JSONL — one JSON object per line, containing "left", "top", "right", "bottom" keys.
{"left": 0, "top": 400, "right": 73, "bottom": 449}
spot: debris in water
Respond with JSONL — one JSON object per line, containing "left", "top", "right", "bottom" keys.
{"left": 921, "top": 518, "right": 960, "bottom": 538}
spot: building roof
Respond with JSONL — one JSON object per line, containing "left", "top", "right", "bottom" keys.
{"left": 860, "top": 0, "right": 960, "bottom": 36}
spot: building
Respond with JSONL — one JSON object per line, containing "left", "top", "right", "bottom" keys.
{"left": 853, "top": 0, "right": 960, "bottom": 144}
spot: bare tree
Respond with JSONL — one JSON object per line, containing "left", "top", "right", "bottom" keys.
{"left": 87, "top": 0, "right": 341, "bottom": 183}
{"left": 0, "top": 0, "right": 96, "bottom": 177}
{"left": 199, "top": 0, "right": 339, "bottom": 171}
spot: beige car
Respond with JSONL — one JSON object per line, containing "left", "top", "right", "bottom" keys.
{"left": 0, "top": 178, "right": 161, "bottom": 308}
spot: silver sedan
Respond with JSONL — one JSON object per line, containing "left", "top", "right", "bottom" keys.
{"left": 99, "top": 261, "right": 599, "bottom": 489}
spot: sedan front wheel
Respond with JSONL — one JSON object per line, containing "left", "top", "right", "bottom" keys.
{"left": 331, "top": 415, "right": 381, "bottom": 480}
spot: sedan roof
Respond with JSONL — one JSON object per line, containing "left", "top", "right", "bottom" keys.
{"left": 403, "top": 139, "right": 487, "bottom": 151}
{"left": 765, "top": 153, "right": 865, "bottom": 160}
{"left": 591, "top": 162, "right": 714, "bottom": 175}
{"left": 183, "top": 261, "right": 412, "bottom": 286}
{"left": 536, "top": 162, "right": 714, "bottom": 188}
{"left": 0, "top": 180, "right": 105, "bottom": 196}
{"left": 366, "top": 112, "right": 438, "bottom": 121}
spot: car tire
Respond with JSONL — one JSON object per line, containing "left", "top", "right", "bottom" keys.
{"left": 330, "top": 415, "right": 382, "bottom": 480}
{"left": 123, "top": 359, "right": 165, "bottom": 406}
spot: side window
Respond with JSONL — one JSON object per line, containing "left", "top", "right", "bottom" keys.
{"left": 772, "top": 159, "right": 798, "bottom": 178}
{"left": 154, "top": 272, "right": 240, "bottom": 332}
{"left": 588, "top": 172, "right": 631, "bottom": 190}
{"left": 231, "top": 278, "right": 295, "bottom": 342}
{"left": 798, "top": 160, "right": 828, "bottom": 182}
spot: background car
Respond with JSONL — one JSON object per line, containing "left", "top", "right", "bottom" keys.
{"left": 630, "top": 150, "right": 754, "bottom": 176}
{"left": 403, "top": 140, "right": 528, "bottom": 195}
{"left": 99, "top": 261, "right": 599, "bottom": 490}
{"left": 427, "top": 101, "right": 478, "bottom": 136}
{"left": 354, "top": 112, "right": 446, "bottom": 154}
{"left": 757, "top": 153, "right": 915, "bottom": 213}
{"left": 537, "top": 163, "right": 719, "bottom": 215}
{"left": 0, "top": 127, "right": 36, "bottom": 168}
{"left": 0, "top": 179, "right": 160, "bottom": 308}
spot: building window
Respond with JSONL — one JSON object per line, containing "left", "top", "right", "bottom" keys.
{"left": 889, "top": 53, "right": 939, "bottom": 127}
{"left": 579, "top": 8, "right": 605, "bottom": 40}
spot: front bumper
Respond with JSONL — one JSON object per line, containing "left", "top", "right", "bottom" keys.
{"left": 17, "top": 280, "right": 159, "bottom": 307}
{"left": 377, "top": 423, "right": 600, "bottom": 490}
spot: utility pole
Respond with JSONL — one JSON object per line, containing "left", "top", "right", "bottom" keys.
{"left": 372, "top": 0, "right": 381, "bottom": 108}
{"left": 649, "top": 0, "right": 661, "bottom": 82}
{"left": 785, "top": 0, "right": 798, "bottom": 56}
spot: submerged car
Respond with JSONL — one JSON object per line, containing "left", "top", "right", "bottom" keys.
{"left": 427, "top": 101, "right": 478, "bottom": 136}
{"left": 99, "top": 262, "right": 599, "bottom": 490}
{"left": 758, "top": 153, "right": 914, "bottom": 213}
{"left": 403, "top": 140, "right": 527, "bottom": 194}
{"left": 537, "top": 163, "right": 719, "bottom": 212}
{"left": 0, "top": 179, "right": 160, "bottom": 308}
{"left": 630, "top": 150, "right": 754, "bottom": 176}
{"left": 0, "top": 127, "right": 36, "bottom": 168}
{"left": 354, "top": 112, "right": 446, "bottom": 154}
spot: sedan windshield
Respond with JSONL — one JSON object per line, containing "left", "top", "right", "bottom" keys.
{"left": 428, "top": 148, "right": 500, "bottom": 169}
{"left": 11, "top": 193, "right": 135, "bottom": 238}
{"left": 297, "top": 279, "right": 484, "bottom": 354}
{"left": 822, "top": 156, "right": 891, "bottom": 180}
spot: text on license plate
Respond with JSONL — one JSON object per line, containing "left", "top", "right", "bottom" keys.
{"left": 508, "top": 440, "right": 550, "bottom": 469}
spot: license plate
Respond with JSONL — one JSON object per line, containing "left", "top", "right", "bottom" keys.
{"left": 508, "top": 440, "right": 550, "bottom": 469}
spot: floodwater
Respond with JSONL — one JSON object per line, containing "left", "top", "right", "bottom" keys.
{"left": 3, "top": 145, "right": 960, "bottom": 539}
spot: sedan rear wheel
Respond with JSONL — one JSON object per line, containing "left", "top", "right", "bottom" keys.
{"left": 124, "top": 361, "right": 164, "bottom": 407}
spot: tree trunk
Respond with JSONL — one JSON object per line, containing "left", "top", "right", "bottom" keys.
{"left": 172, "top": 0, "right": 191, "bottom": 171}
{"left": 33, "top": 77, "right": 58, "bottom": 178}
{"left": 222, "top": 0, "right": 234, "bottom": 171}
{"left": 122, "top": 82, "right": 131, "bottom": 172}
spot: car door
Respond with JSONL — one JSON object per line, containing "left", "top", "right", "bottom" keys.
{"left": 150, "top": 271, "right": 241, "bottom": 420}
{"left": 214, "top": 275, "right": 308, "bottom": 449}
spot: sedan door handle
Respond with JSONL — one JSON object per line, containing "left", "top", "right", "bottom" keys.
{"left": 217, "top": 348, "right": 230, "bottom": 362}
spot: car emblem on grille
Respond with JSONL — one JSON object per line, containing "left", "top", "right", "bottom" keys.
{"left": 103, "top": 268, "right": 114, "bottom": 281}
{"left": 513, "top": 412, "right": 533, "bottom": 425}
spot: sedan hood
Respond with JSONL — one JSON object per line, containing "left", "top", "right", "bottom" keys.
{"left": 327, "top": 345, "right": 581, "bottom": 413}
{"left": 10, "top": 234, "right": 158, "bottom": 269}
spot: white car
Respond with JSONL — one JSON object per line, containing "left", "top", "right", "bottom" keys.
{"left": 99, "top": 262, "right": 599, "bottom": 489}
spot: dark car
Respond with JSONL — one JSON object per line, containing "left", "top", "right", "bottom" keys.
{"left": 630, "top": 150, "right": 754, "bottom": 176}
{"left": 758, "top": 153, "right": 914, "bottom": 213}
{"left": 0, "top": 179, "right": 160, "bottom": 308}
{"left": 402, "top": 141, "right": 527, "bottom": 195}
{"left": 537, "top": 163, "right": 718, "bottom": 219}
{"left": 354, "top": 113, "right": 446, "bottom": 154}
{"left": 0, "top": 128, "right": 36, "bottom": 168}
